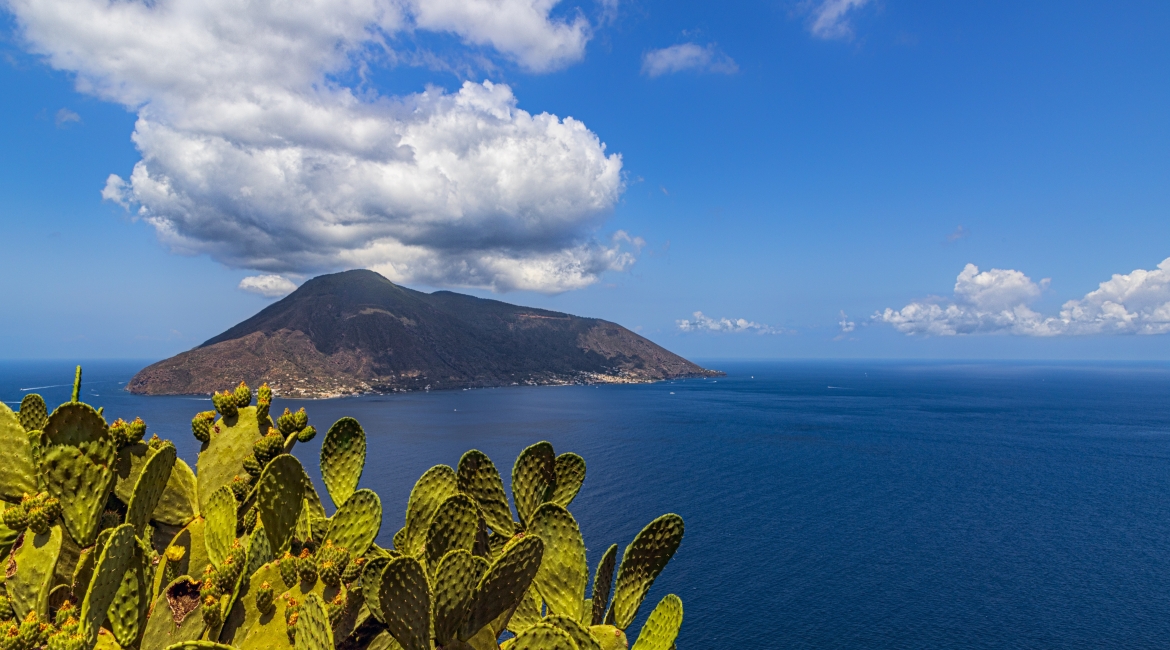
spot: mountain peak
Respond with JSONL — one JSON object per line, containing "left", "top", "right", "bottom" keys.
{"left": 131, "top": 269, "right": 720, "bottom": 398}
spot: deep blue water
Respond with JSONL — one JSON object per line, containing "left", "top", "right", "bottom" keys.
{"left": 5, "top": 359, "right": 1170, "bottom": 649}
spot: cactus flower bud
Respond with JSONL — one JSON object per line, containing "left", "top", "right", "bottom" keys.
{"left": 191, "top": 411, "right": 215, "bottom": 443}
{"left": 2, "top": 506, "right": 27, "bottom": 532}
{"left": 234, "top": 381, "right": 252, "bottom": 408}
{"left": 296, "top": 425, "right": 316, "bottom": 443}
{"left": 256, "top": 582, "right": 275, "bottom": 615}
{"left": 277, "top": 408, "right": 297, "bottom": 435}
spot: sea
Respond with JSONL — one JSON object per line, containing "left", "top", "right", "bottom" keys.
{"left": 4, "top": 359, "right": 1170, "bottom": 649}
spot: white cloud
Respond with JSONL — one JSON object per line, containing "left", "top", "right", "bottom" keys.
{"left": 806, "top": 0, "right": 872, "bottom": 40}
{"left": 54, "top": 108, "right": 80, "bottom": 128}
{"left": 407, "top": 0, "right": 590, "bottom": 72}
{"left": 1057, "top": 258, "right": 1170, "bottom": 334}
{"left": 677, "top": 311, "right": 781, "bottom": 334}
{"left": 641, "top": 43, "right": 738, "bottom": 77}
{"left": 9, "top": 0, "right": 626, "bottom": 293}
{"left": 239, "top": 274, "right": 298, "bottom": 298}
{"left": 838, "top": 311, "right": 855, "bottom": 333}
{"left": 876, "top": 259, "right": 1170, "bottom": 336}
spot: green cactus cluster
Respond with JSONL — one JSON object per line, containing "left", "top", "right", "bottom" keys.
{"left": 3, "top": 492, "right": 62, "bottom": 535}
{"left": 0, "top": 367, "right": 685, "bottom": 650}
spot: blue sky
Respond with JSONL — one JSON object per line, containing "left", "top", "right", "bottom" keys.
{"left": 2, "top": 0, "right": 1169, "bottom": 361}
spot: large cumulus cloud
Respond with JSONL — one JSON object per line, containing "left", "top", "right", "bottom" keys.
{"left": 7, "top": 0, "right": 628, "bottom": 292}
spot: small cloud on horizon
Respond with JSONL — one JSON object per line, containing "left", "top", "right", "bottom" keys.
{"left": 839, "top": 311, "right": 856, "bottom": 331}
{"left": 642, "top": 43, "right": 738, "bottom": 77}
{"left": 239, "top": 274, "right": 298, "bottom": 298}
{"left": 677, "top": 311, "right": 783, "bottom": 334}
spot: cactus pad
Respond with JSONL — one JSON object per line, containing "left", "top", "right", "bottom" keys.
{"left": 545, "top": 615, "right": 601, "bottom": 650}
{"left": 431, "top": 549, "right": 484, "bottom": 645}
{"left": 589, "top": 626, "right": 628, "bottom": 650}
{"left": 457, "top": 450, "right": 516, "bottom": 537}
{"left": 163, "top": 643, "right": 236, "bottom": 650}
{"left": 505, "top": 587, "right": 542, "bottom": 637}
{"left": 115, "top": 444, "right": 197, "bottom": 527}
{"left": 18, "top": 395, "right": 48, "bottom": 433}
{"left": 424, "top": 494, "right": 479, "bottom": 577}
{"left": 402, "top": 465, "right": 458, "bottom": 555}
{"left": 376, "top": 556, "right": 431, "bottom": 650}
{"left": 528, "top": 504, "right": 588, "bottom": 620}
{"left": 6, "top": 524, "right": 63, "bottom": 619}
{"left": 511, "top": 442, "right": 557, "bottom": 528}
{"left": 81, "top": 524, "right": 135, "bottom": 647}
{"left": 293, "top": 594, "right": 332, "bottom": 650}
{"left": 204, "top": 486, "right": 238, "bottom": 569}
{"left": 629, "top": 594, "right": 682, "bottom": 650}
{"left": 125, "top": 442, "right": 176, "bottom": 536}
{"left": 141, "top": 577, "right": 205, "bottom": 650}
{"left": 324, "top": 489, "right": 381, "bottom": 557}
{"left": 41, "top": 443, "right": 114, "bottom": 546}
{"left": 590, "top": 544, "right": 618, "bottom": 625}
{"left": 106, "top": 555, "right": 147, "bottom": 646}
{"left": 320, "top": 418, "right": 365, "bottom": 509}
{"left": 459, "top": 534, "right": 544, "bottom": 642}
{"left": 608, "top": 514, "right": 684, "bottom": 630}
{"left": 246, "top": 527, "right": 274, "bottom": 578}
{"left": 510, "top": 622, "right": 578, "bottom": 650}
{"left": 257, "top": 455, "right": 305, "bottom": 554}
{"left": 0, "top": 404, "right": 36, "bottom": 501}
{"left": 360, "top": 556, "right": 391, "bottom": 623}
{"left": 551, "top": 453, "right": 586, "bottom": 508}
{"left": 197, "top": 406, "right": 264, "bottom": 513}
{"left": 44, "top": 402, "right": 107, "bottom": 448}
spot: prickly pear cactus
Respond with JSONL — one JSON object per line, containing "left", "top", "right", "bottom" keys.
{"left": 324, "top": 489, "right": 380, "bottom": 557}
{"left": 551, "top": 453, "right": 586, "bottom": 509}
{"left": 41, "top": 442, "right": 114, "bottom": 546}
{"left": 509, "top": 622, "right": 577, "bottom": 650}
{"left": 545, "top": 615, "right": 601, "bottom": 650}
{"left": 6, "top": 524, "right": 63, "bottom": 618}
{"left": 431, "top": 550, "right": 482, "bottom": 646}
{"left": 629, "top": 594, "right": 682, "bottom": 650}
{"left": 459, "top": 535, "right": 544, "bottom": 642}
{"left": 114, "top": 443, "right": 197, "bottom": 528}
{"left": 82, "top": 524, "right": 136, "bottom": 647}
{"left": 0, "top": 370, "right": 690, "bottom": 650}
{"left": 528, "top": 504, "right": 588, "bottom": 621}
{"left": 422, "top": 494, "right": 478, "bottom": 577}
{"left": 0, "top": 403, "right": 37, "bottom": 500}
{"left": 606, "top": 514, "right": 684, "bottom": 630}
{"left": 257, "top": 456, "right": 305, "bottom": 554}
{"left": 590, "top": 544, "right": 618, "bottom": 626}
{"left": 511, "top": 442, "right": 557, "bottom": 528}
{"left": 204, "top": 486, "right": 239, "bottom": 569}
{"left": 292, "top": 594, "right": 332, "bottom": 650}
{"left": 401, "top": 465, "right": 457, "bottom": 555}
{"left": 376, "top": 557, "right": 430, "bottom": 650}
{"left": 456, "top": 451, "right": 515, "bottom": 537}
{"left": 18, "top": 394, "right": 49, "bottom": 433}
{"left": 196, "top": 406, "right": 266, "bottom": 513}
{"left": 125, "top": 443, "right": 177, "bottom": 536}
{"left": 320, "top": 419, "right": 365, "bottom": 509}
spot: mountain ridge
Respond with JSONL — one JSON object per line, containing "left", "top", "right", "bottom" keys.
{"left": 128, "top": 269, "right": 721, "bottom": 398}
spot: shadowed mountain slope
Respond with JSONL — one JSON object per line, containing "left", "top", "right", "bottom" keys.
{"left": 128, "top": 269, "right": 720, "bottom": 397}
